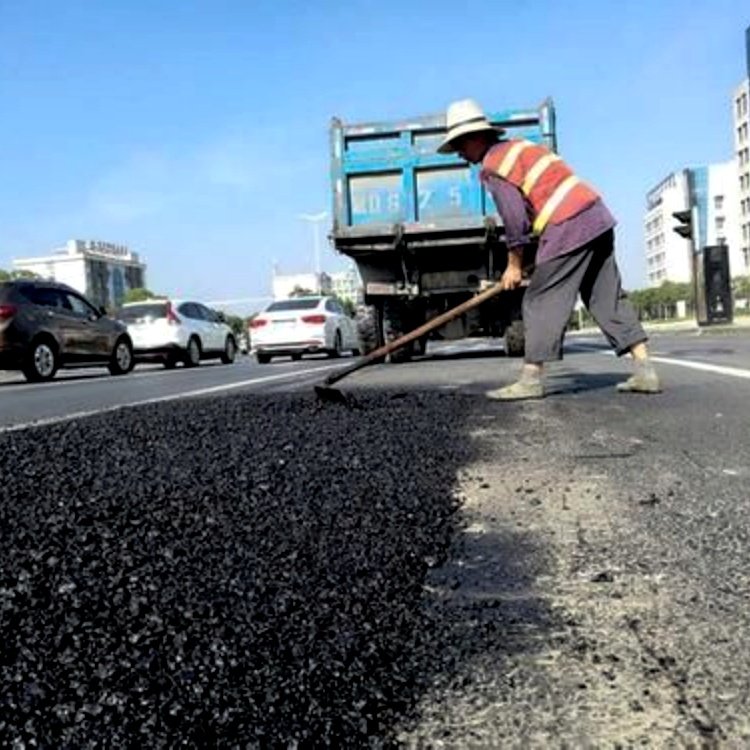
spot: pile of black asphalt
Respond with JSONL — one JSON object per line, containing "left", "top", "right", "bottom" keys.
{"left": 0, "top": 390, "right": 488, "bottom": 747}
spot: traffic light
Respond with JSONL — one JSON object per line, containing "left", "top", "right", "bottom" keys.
{"left": 672, "top": 209, "right": 693, "bottom": 240}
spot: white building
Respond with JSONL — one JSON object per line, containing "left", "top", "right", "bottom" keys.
{"left": 644, "top": 163, "right": 742, "bottom": 287}
{"left": 707, "top": 161, "right": 742, "bottom": 271}
{"left": 644, "top": 171, "right": 692, "bottom": 286}
{"left": 734, "top": 78, "right": 750, "bottom": 271}
{"left": 329, "top": 266, "right": 363, "bottom": 306}
{"left": 271, "top": 271, "right": 332, "bottom": 300}
{"left": 13, "top": 240, "right": 146, "bottom": 308}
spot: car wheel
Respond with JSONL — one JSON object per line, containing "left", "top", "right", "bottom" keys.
{"left": 163, "top": 356, "right": 178, "bottom": 369}
{"left": 220, "top": 336, "right": 236, "bottom": 364}
{"left": 184, "top": 337, "right": 201, "bottom": 367}
{"left": 108, "top": 337, "right": 134, "bottom": 375}
{"left": 329, "top": 331, "right": 343, "bottom": 358}
{"left": 291, "top": 353, "right": 302, "bottom": 361}
{"left": 23, "top": 337, "right": 59, "bottom": 382}
{"left": 256, "top": 352, "right": 271, "bottom": 365}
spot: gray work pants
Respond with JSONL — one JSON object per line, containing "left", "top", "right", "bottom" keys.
{"left": 522, "top": 230, "right": 647, "bottom": 363}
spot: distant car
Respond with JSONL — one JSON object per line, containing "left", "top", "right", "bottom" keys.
{"left": 117, "top": 299, "right": 237, "bottom": 368}
{"left": 250, "top": 296, "right": 360, "bottom": 364}
{"left": 0, "top": 279, "right": 134, "bottom": 382}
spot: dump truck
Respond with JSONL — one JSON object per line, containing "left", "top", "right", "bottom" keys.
{"left": 329, "top": 99, "right": 557, "bottom": 360}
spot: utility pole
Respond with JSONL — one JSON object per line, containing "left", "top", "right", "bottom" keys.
{"left": 299, "top": 212, "right": 328, "bottom": 292}
{"left": 672, "top": 170, "right": 698, "bottom": 322}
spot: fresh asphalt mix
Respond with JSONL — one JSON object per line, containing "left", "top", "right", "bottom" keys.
{"left": 1, "top": 329, "right": 750, "bottom": 746}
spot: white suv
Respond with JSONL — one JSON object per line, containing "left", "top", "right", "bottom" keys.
{"left": 118, "top": 299, "right": 237, "bottom": 368}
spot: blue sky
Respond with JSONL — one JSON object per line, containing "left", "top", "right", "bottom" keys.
{"left": 1, "top": 0, "right": 748, "bottom": 313}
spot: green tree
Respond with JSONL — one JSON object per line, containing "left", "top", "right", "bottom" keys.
{"left": 658, "top": 281, "right": 693, "bottom": 307}
{"left": 733, "top": 275, "right": 750, "bottom": 299}
{"left": 123, "top": 287, "right": 162, "bottom": 303}
{"left": 627, "top": 281, "right": 694, "bottom": 320}
{"left": 216, "top": 311, "right": 246, "bottom": 338}
{"left": 332, "top": 294, "right": 356, "bottom": 317}
{"left": 289, "top": 285, "right": 315, "bottom": 298}
{"left": 0, "top": 268, "right": 40, "bottom": 281}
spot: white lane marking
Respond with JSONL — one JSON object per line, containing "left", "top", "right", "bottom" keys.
{"left": 432, "top": 339, "right": 504, "bottom": 356}
{"left": 0, "top": 364, "right": 348, "bottom": 434}
{"left": 648, "top": 355, "right": 750, "bottom": 380}
{"left": 568, "top": 343, "right": 750, "bottom": 381}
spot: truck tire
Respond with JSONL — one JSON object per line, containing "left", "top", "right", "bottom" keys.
{"left": 355, "top": 305, "right": 382, "bottom": 356}
{"left": 382, "top": 298, "right": 421, "bottom": 364}
{"left": 504, "top": 320, "right": 525, "bottom": 357}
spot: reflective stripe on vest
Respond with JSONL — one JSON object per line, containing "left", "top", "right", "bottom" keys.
{"left": 482, "top": 139, "right": 599, "bottom": 235}
{"left": 532, "top": 175, "right": 580, "bottom": 234}
{"left": 497, "top": 140, "right": 527, "bottom": 177}
{"left": 522, "top": 153, "right": 561, "bottom": 196}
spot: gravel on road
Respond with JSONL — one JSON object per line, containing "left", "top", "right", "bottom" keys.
{"left": 1, "top": 391, "right": 481, "bottom": 747}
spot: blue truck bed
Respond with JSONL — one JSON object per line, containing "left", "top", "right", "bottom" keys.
{"left": 328, "top": 99, "right": 557, "bottom": 359}
{"left": 330, "top": 100, "right": 556, "bottom": 249}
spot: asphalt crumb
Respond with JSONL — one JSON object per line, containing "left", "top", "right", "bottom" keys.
{"left": 0, "top": 390, "right": 485, "bottom": 747}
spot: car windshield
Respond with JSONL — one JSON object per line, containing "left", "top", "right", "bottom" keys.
{"left": 117, "top": 303, "right": 169, "bottom": 322}
{"left": 266, "top": 299, "right": 321, "bottom": 312}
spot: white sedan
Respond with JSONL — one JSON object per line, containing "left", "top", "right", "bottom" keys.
{"left": 250, "top": 297, "right": 360, "bottom": 364}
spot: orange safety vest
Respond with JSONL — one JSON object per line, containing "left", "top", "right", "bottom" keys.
{"left": 481, "top": 139, "right": 600, "bottom": 235}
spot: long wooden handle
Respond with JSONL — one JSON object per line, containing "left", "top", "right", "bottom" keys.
{"left": 322, "top": 281, "right": 520, "bottom": 387}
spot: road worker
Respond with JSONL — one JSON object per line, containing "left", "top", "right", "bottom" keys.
{"left": 438, "top": 98, "right": 661, "bottom": 400}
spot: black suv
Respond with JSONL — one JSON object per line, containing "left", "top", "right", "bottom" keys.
{"left": 0, "top": 280, "right": 134, "bottom": 382}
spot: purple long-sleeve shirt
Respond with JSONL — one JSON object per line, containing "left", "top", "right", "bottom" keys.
{"left": 482, "top": 173, "right": 616, "bottom": 264}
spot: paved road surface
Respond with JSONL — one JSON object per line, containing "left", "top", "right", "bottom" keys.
{"left": 0, "top": 355, "right": 349, "bottom": 431}
{"left": 2, "top": 329, "right": 750, "bottom": 745}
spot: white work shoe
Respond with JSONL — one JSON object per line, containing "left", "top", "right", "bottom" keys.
{"left": 616, "top": 361, "right": 662, "bottom": 394}
{"left": 486, "top": 379, "right": 544, "bottom": 401}
{"left": 616, "top": 372, "right": 662, "bottom": 393}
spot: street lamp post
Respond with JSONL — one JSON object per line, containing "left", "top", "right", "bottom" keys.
{"left": 299, "top": 211, "right": 328, "bottom": 292}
